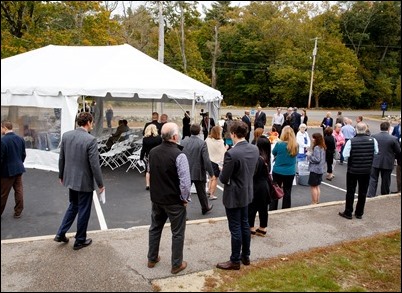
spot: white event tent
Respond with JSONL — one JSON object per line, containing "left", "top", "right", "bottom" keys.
{"left": 1, "top": 44, "right": 222, "bottom": 171}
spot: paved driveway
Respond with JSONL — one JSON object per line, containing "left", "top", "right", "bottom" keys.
{"left": 1, "top": 121, "right": 399, "bottom": 240}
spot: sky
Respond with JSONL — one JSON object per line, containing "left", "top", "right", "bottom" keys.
{"left": 111, "top": 1, "right": 250, "bottom": 16}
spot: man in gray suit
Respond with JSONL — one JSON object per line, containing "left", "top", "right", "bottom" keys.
{"left": 54, "top": 112, "right": 105, "bottom": 250}
{"left": 367, "top": 121, "right": 401, "bottom": 197}
{"left": 181, "top": 124, "right": 214, "bottom": 215}
{"left": 216, "top": 121, "right": 259, "bottom": 270}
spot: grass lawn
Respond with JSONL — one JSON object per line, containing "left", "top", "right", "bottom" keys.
{"left": 203, "top": 231, "right": 401, "bottom": 292}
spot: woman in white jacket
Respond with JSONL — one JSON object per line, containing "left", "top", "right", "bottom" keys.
{"left": 296, "top": 123, "right": 311, "bottom": 162}
{"left": 205, "top": 125, "right": 227, "bottom": 200}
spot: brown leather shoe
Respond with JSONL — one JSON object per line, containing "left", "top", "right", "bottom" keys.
{"left": 216, "top": 261, "right": 240, "bottom": 270}
{"left": 171, "top": 261, "right": 187, "bottom": 274}
{"left": 241, "top": 256, "right": 250, "bottom": 266}
{"left": 147, "top": 256, "right": 161, "bottom": 268}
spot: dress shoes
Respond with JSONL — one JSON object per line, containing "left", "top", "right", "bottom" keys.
{"left": 147, "top": 256, "right": 161, "bottom": 268}
{"left": 216, "top": 261, "right": 240, "bottom": 270}
{"left": 354, "top": 214, "right": 363, "bottom": 219}
{"left": 73, "top": 238, "right": 92, "bottom": 250}
{"left": 54, "top": 235, "right": 69, "bottom": 243}
{"left": 338, "top": 212, "right": 352, "bottom": 220}
{"left": 241, "top": 256, "right": 250, "bottom": 266}
{"left": 171, "top": 261, "right": 187, "bottom": 274}
{"left": 202, "top": 205, "right": 213, "bottom": 215}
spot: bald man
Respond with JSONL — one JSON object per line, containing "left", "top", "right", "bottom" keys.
{"left": 147, "top": 122, "right": 191, "bottom": 274}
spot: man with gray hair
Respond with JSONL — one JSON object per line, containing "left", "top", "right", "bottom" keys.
{"left": 147, "top": 122, "right": 191, "bottom": 274}
{"left": 339, "top": 122, "right": 378, "bottom": 220}
{"left": 181, "top": 123, "right": 214, "bottom": 215}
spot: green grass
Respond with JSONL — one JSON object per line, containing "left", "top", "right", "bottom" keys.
{"left": 204, "top": 231, "right": 401, "bottom": 292}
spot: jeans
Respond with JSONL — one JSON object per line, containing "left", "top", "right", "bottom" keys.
{"left": 225, "top": 206, "right": 250, "bottom": 263}
{"left": 56, "top": 189, "right": 93, "bottom": 243}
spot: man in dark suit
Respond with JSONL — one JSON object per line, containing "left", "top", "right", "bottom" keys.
{"left": 54, "top": 112, "right": 105, "bottom": 250}
{"left": 181, "top": 124, "right": 214, "bottom": 215}
{"left": 143, "top": 112, "right": 161, "bottom": 135}
{"left": 367, "top": 121, "right": 401, "bottom": 197}
{"left": 1, "top": 121, "right": 26, "bottom": 218}
{"left": 200, "top": 112, "right": 215, "bottom": 140}
{"left": 217, "top": 121, "right": 259, "bottom": 270}
{"left": 291, "top": 107, "right": 302, "bottom": 135}
{"left": 182, "top": 111, "right": 191, "bottom": 139}
{"left": 254, "top": 106, "right": 266, "bottom": 130}
{"left": 241, "top": 110, "right": 252, "bottom": 142}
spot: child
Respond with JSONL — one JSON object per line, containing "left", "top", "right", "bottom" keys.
{"left": 268, "top": 126, "right": 279, "bottom": 144}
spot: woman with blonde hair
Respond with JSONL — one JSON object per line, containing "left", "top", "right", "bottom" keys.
{"left": 205, "top": 125, "right": 227, "bottom": 200}
{"left": 269, "top": 126, "right": 298, "bottom": 210}
{"left": 140, "top": 124, "right": 162, "bottom": 190}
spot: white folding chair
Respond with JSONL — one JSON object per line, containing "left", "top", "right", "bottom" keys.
{"left": 126, "top": 148, "right": 146, "bottom": 173}
{"left": 99, "top": 143, "right": 123, "bottom": 170}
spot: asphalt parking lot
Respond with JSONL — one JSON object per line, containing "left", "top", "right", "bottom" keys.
{"left": 1, "top": 122, "right": 399, "bottom": 241}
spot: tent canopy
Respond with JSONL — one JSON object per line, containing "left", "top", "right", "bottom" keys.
{"left": 1, "top": 44, "right": 222, "bottom": 172}
{"left": 1, "top": 44, "right": 222, "bottom": 101}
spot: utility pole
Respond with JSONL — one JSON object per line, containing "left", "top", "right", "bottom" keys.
{"left": 307, "top": 37, "right": 319, "bottom": 109}
{"left": 157, "top": 1, "right": 164, "bottom": 114}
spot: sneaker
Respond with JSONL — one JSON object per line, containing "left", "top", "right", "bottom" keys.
{"left": 209, "top": 195, "right": 218, "bottom": 200}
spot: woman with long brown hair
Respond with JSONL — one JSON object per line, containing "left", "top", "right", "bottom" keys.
{"left": 308, "top": 133, "right": 326, "bottom": 204}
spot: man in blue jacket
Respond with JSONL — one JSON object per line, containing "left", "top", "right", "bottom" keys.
{"left": 1, "top": 121, "right": 26, "bottom": 218}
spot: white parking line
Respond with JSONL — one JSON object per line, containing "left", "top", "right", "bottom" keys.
{"left": 321, "top": 181, "right": 347, "bottom": 192}
{"left": 93, "top": 191, "right": 108, "bottom": 230}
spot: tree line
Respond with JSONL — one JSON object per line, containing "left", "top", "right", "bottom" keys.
{"left": 1, "top": 1, "right": 400, "bottom": 109}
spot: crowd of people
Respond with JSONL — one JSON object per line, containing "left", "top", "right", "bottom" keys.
{"left": 2, "top": 105, "right": 400, "bottom": 276}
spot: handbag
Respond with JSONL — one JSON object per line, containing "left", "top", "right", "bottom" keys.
{"left": 268, "top": 174, "right": 284, "bottom": 200}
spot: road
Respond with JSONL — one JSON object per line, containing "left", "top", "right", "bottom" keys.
{"left": 1, "top": 112, "right": 400, "bottom": 240}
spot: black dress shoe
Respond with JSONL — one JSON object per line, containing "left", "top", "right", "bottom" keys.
{"left": 241, "top": 256, "right": 250, "bottom": 266}
{"left": 216, "top": 261, "right": 240, "bottom": 270}
{"left": 202, "top": 205, "right": 213, "bottom": 215}
{"left": 354, "top": 214, "right": 362, "bottom": 219}
{"left": 338, "top": 212, "right": 352, "bottom": 220}
{"left": 73, "top": 238, "right": 92, "bottom": 250}
{"left": 54, "top": 235, "right": 69, "bottom": 243}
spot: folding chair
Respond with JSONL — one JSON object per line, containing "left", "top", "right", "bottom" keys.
{"left": 99, "top": 143, "right": 123, "bottom": 170}
{"left": 126, "top": 148, "right": 146, "bottom": 173}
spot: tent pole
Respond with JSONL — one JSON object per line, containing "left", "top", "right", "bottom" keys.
{"left": 192, "top": 93, "right": 196, "bottom": 124}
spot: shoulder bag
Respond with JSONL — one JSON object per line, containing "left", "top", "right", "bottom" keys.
{"left": 268, "top": 174, "right": 284, "bottom": 200}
